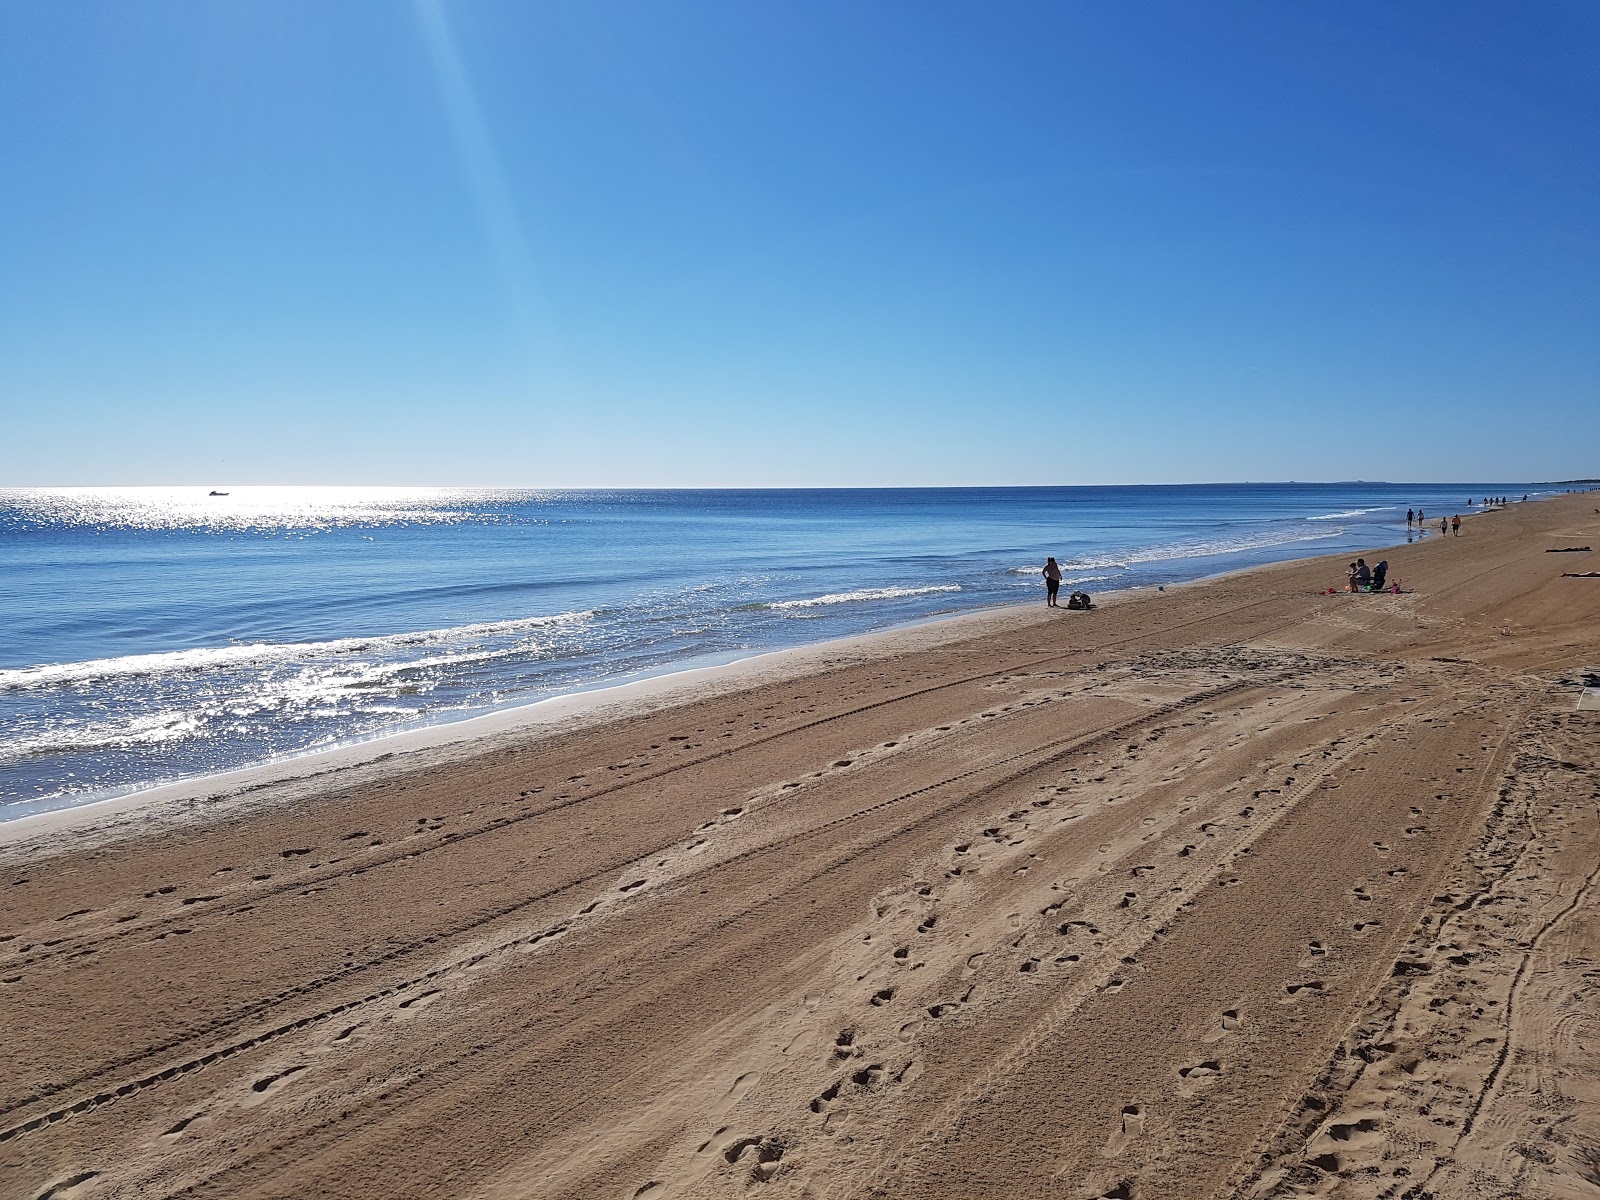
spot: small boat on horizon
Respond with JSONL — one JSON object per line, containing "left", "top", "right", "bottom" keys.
{"left": 208, "top": 490, "right": 229, "bottom": 497}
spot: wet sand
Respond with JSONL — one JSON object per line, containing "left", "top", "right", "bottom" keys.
{"left": 3, "top": 493, "right": 1598, "bottom": 1200}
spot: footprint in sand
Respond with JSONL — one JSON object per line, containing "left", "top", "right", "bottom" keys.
{"left": 1317, "top": 1115, "right": 1383, "bottom": 1154}
{"left": 330, "top": 1022, "right": 364, "bottom": 1046}
{"left": 727, "top": 1072, "right": 761, "bottom": 1099}
{"left": 158, "top": 1112, "right": 214, "bottom": 1144}
{"left": 244, "top": 1065, "right": 307, "bottom": 1106}
{"left": 696, "top": 1126, "right": 740, "bottom": 1156}
{"left": 849, "top": 1063, "right": 885, "bottom": 1089}
{"left": 1103, "top": 1104, "right": 1145, "bottom": 1156}
{"left": 1283, "top": 980, "right": 1324, "bottom": 1001}
{"left": 397, "top": 988, "right": 441, "bottom": 1015}
{"left": 809, "top": 1082, "right": 842, "bottom": 1114}
{"left": 726, "top": 1138, "right": 786, "bottom": 1181}
{"left": 1176, "top": 1059, "right": 1222, "bottom": 1091}
{"left": 1204, "top": 1008, "right": 1243, "bottom": 1042}
{"left": 33, "top": 1172, "right": 101, "bottom": 1200}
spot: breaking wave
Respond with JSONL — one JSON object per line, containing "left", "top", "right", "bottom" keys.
{"left": 0, "top": 610, "right": 596, "bottom": 693}
{"left": 764, "top": 585, "right": 962, "bottom": 611}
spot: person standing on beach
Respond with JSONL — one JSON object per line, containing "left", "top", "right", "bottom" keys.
{"left": 1042, "top": 557, "right": 1062, "bottom": 607}
{"left": 1407, "top": 508, "right": 1414, "bottom": 526}
{"left": 1452, "top": 514, "right": 1461, "bottom": 536}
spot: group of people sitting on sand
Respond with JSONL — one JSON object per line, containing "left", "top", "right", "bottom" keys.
{"left": 1041, "top": 558, "right": 1092, "bottom": 609}
{"left": 1342, "top": 557, "right": 1399, "bottom": 594}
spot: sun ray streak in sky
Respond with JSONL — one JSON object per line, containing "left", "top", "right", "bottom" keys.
{"left": 413, "top": 0, "right": 548, "bottom": 359}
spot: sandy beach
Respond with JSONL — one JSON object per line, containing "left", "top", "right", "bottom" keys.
{"left": 3, "top": 493, "right": 1597, "bottom": 1200}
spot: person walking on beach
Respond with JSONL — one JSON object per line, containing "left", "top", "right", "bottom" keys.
{"left": 1440, "top": 517, "right": 1448, "bottom": 536}
{"left": 1451, "top": 514, "right": 1461, "bottom": 536}
{"left": 1042, "top": 557, "right": 1063, "bottom": 607}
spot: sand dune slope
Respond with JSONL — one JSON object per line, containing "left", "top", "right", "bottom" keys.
{"left": 3, "top": 494, "right": 1598, "bottom": 1200}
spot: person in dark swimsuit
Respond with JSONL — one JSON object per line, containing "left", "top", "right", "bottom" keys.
{"left": 1042, "top": 557, "right": 1062, "bottom": 607}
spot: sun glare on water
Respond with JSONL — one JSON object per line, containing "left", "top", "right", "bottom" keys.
{"left": 0, "top": 486, "right": 532, "bottom": 531}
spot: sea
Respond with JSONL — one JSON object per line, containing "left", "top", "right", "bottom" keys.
{"left": 0, "top": 483, "right": 1546, "bottom": 819}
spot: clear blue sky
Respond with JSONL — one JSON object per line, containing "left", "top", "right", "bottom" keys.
{"left": 1, "top": 1, "right": 1596, "bottom": 486}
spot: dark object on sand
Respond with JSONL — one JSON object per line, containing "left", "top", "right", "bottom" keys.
{"left": 1066, "top": 591, "right": 1093, "bottom": 610}
{"left": 1561, "top": 572, "right": 1600, "bottom": 578}
{"left": 1546, "top": 546, "right": 1592, "bottom": 552}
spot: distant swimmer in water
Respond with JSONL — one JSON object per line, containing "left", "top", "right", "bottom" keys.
{"left": 1042, "top": 557, "right": 1062, "bottom": 607}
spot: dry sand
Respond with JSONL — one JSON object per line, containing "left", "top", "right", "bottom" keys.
{"left": 3, "top": 493, "right": 1598, "bottom": 1200}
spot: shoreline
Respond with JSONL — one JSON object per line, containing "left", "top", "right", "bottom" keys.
{"left": 0, "top": 599, "right": 1049, "bottom": 847}
{"left": 3, "top": 492, "right": 1561, "bottom": 838}
{"left": 0, "top": 506, "right": 1483, "bottom": 846}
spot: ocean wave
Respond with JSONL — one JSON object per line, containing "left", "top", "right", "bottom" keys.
{"left": 1006, "top": 567, "right": 1123, "bottom": 583}
{"left": 0, "top": 709, "right": 210, "bottom": 761}
{"left": 1062, "top": 527, "right": 1345, "bottom": 571}
{"left": 0, "top": 610, "right": 596, "bottom": 693}
{"left": 764, "top": 585, "right": 962, "bottom": 611}
{"left": 1306, "top": 507, "right": 1390, "bottom": 521}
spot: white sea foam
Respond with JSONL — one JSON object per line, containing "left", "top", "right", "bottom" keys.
{"left": 0, "top": 610, "right": 596, "bottom": 693}
{"left": 0, "top": 709, "right": 210, "bottom": 761}
{"left": 764, "top": 585, "right": 962, "bottom": 611}
{"left": 1062, "top": 527, "right": 1344, "bottom": 571}
{"left": 1006, "top": 567, "right": 1122, "bottom": 582}
{"left": 1306, "top": 507, "right": 1390, "bottom": 521}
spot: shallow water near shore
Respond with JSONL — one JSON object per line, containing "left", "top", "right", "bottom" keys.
{"left": 0, "top": 483, "right": 1543, "bottom": 815}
